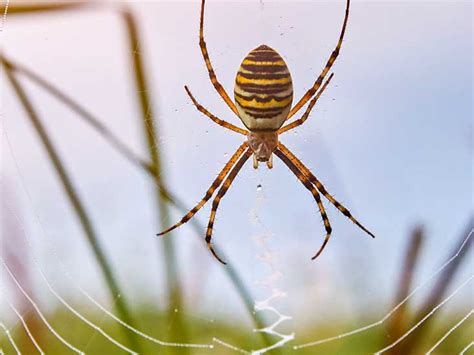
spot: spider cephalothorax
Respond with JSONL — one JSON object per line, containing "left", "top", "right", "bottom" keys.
{"left": 158, "top": 0, "right": 375, "bottom": 265}
{"left": 247, "top": 130, "right": 278, "bottom": 168}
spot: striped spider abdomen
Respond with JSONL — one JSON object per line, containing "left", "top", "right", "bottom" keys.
{"left": 234, "top": 44, "right": 293, "bottom": 131}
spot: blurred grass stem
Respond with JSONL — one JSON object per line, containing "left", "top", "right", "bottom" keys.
{"left": 386, "top": 225, "right": 424, "bottom": 354}
{"left": 122, "top": 9, "right": 188, "bottom": 347}
{"left": 400, "top": 217, "right": 473, "bottom": 354}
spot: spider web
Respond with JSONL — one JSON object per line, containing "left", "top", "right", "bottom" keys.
{"left": 1, "top": 1, "right": 472, "bottom": 354}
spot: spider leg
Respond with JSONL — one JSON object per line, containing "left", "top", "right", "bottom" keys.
{"left": 274, "top": 149, "right": 333, "bottom": 259}
{"left": 184, "top": 86, "right": 247, "bottom": 135}
{"left": 206, "top": 148, "right": 253, "bottom": 264}
{"left": 278, "top": 143, "right": 375, "bottom": 239}
{"left": 157, "top": 142, "right": 248, "bottom": 236}
{"left": 199, "top": 0, "right": 240, "bottom": 117}
{"left": 278, "top": 73, "right": 334, "bottom": 134}
{"left": 287, "top": 0, "right": 350, "bottom": 119}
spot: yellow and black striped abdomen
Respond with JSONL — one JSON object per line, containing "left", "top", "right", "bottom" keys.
{"left": 234, "top": 45, "right": 293, "bottom": 131}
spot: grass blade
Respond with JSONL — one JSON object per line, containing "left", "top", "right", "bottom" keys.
{"left": 1, "top": 54, "right": 154, "bottom": 175}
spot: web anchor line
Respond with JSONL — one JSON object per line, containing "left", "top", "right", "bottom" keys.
{"left": 426, "top": 309, "right": 473, "bottom": 354}
{"left": 1, "top": 260, "right": 84, "bottom": 354}
{"left": 460, "top": 341, "right": 474, "bottom": 355}
{"left": 375, "top": 275, "right": 473, "bottom": 354}
{"left": 294, "top": 229, "right": 473, "bottom": 350}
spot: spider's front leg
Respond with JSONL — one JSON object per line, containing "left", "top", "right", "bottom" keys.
{"left": 198, "top": 0, "right": 240, "bottom": 117}
{"left": 287, "top": 0, "right": 350, "bottom": 119}
{"left": 279, "top": 73, "right": 334, "bottom": 134}
{"left": 185, "top": 86, "right": 247, "bottom": 135}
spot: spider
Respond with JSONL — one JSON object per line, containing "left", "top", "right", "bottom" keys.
{"left": 158, "top": 0, "right": 374, "bottom": 264}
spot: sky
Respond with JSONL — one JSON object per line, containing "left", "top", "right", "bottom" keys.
{"left": 1, "top": 0, "right": 472, "bottom": 336}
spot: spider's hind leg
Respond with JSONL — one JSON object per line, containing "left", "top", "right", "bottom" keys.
{"left": 278, "top": 142, "right": 375, "bottom": 239}
{"left": 274, "top": 149, "right": 333, "bottom": 259}
{"left": 206, "top": 148, "right": 252, "bottom": 264}
{"left": 157, "top": 142, "right": 248, "bottom": 236}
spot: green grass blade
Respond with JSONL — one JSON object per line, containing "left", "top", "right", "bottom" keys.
{"left": 2, "top": 59, "right": 142, "bottom": 353}
{"left": 121, "top": 8, "right": 189, "bottom": 349}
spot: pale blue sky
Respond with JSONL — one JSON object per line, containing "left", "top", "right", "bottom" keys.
{"left": 2, "top": 0, "right": 472, "bottom": 335}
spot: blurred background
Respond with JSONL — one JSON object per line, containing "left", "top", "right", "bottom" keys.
{"left": 1, "top": 0, "right": 472, "bottom": 353}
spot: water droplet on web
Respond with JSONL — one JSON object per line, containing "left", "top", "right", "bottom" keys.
{"left": 256, "top": 184, "right": 262, "bottom": 191}
{"left": 205, "top": 130, "right": 209, "bottom": 134}
{"left": 332, "top": 98, "right": 336, "bottom": 102}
